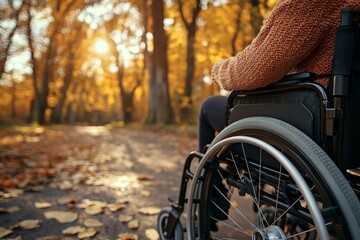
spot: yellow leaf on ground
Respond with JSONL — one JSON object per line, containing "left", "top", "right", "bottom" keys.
{"left": 7, "top": 206, "right": 21, "bottom": 213}
{"left": 62, "top": 225, "right": 85, "bottom": 235}
{"left": 138, "top": 207, "right": 161, "bottom": 215}
{"left": 57, "top": 196, "right": 78, "bottom": 205}
{"left": 77, "top": 228, "right": 97, "bottom": 239}
{"left": 0, "top": 227, "right": 13, "bottom": 238}
{"left": 35, "top": 201, "right": 52, "bottom": 208}
{"left": 1, "top": 189, "right": 24, "bottom": 198}
{"left": 127, "top": 219, "right": 139, "bottom": 229}
{"left": 118, "top": 214, "right": 133, "bottom": 223}
{"left": 18, "top": 219, "right": 42, "bottom": 229}
{"left": 118, "top": 233, "right": 138, "bottom": 240}
{"left": 84, "top": 205, "right": 104, "bottom": 215}
{"left": 107, "top": 203, "right": 127, "bottom": 212}
{"left": 44, "top": 210, "right": 78, "bottom": 223}
{"left": 141, "top": 190, "right": 151, "bottom": 197}
{"left": 145, "top": 228, "right": 159, "bottom": 240}
{"left": 230, "top": 200, "right": 238, "bottom": 207}
{"left": 83, "top": 218, "right": 103, "bottom": 227}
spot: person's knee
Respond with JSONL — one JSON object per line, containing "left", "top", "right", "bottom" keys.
{"left": 199, "top": 96, "right": 218, "bottom": 121}
{"left": 199, "top": 95, "right": 227, "bottom": 125}
{"left": 200, "top": 96, "right": 224, "bottom": 113}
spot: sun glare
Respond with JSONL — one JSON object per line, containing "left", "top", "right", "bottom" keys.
{"left": 94, "top": 39, "right": 109, "bottom": 54}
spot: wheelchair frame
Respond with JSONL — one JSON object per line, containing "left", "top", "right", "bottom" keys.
{"left": 158, "top": 7, "right": 360, "bottom": 240}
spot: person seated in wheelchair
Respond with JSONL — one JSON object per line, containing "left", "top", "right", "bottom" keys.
{"left": 198, "top": 0, "right": 360, "bottom": 232}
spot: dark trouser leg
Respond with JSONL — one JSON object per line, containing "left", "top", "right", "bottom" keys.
{"left": 198, "top": 95, "right": 227, "bottom": 152}
{"left": 198, "top": 95, "right": 229, "bottom": 231}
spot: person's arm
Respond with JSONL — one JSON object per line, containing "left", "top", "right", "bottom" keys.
{"left": 211, "top": 0, "right": 340, "bottom": 91}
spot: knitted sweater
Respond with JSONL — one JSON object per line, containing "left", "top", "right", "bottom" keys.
{"left": 212, "top": 0, "right": 360, "bottom": 91}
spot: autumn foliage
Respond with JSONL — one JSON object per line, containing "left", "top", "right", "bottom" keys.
{"left": 0, "top": 0, "right": 276, "bottom": 125}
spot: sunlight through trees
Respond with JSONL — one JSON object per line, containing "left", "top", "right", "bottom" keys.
{"left": 0, "top": 0, "right": 276, "bottom": 125}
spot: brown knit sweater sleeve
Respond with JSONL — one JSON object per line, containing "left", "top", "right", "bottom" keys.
{"left": 211, "top": 0, "right": 339, "bottom": 91}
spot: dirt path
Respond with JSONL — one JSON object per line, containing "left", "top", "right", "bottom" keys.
{"left": 0, "top": 125, "right": 197, "bottom": 240}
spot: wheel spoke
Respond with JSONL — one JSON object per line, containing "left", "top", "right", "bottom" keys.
{"left": 271, "top": 185, "right": 315, "bottom": 226}
{"left": 228, "top": 151, "right": 270, "bottom": 228}
{"left": 286, "top": 222, "right": 333, "bottom": 239}
{"left": 241, "top": 143, "right": 258, "bottom": 201}
{"left": 210, "top": 200, "right": 252, "bottom": 236}
{"left": 274, "top": 164, "right": 283, "bottom": 224}
{"left": 212, "top": 184, "right": 256, "bottom": 229}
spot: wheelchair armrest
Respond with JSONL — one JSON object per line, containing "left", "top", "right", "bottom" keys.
{"left": 275, "top": 72, "right": 316, "bottom": 85}
{"left": 227, "top": 72, "right": 316, "bottom": 101}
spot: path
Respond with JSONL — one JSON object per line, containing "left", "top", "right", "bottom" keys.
{"left": 0, "top": 125, "right": 197, "bottom": 240}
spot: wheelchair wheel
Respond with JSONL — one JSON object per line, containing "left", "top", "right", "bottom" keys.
{"left": 186, "top": 117, "right": 360, "bottom": 239}
{"left": 158, "top": 207, "right": 184, "bottom": 240}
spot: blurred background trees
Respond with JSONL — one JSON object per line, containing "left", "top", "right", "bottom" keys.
{"left": 0, "top": 0, "right": 276, "bottom": 126}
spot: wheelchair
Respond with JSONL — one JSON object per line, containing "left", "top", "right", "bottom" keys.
{"left": 158, "top": 7, "right": 360, "bottom": 239}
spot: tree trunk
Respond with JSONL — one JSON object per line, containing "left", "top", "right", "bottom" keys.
{"left": 11, "top": 81, "right": 16, "bottom": 122}
{"left": 231, "top": 1, "right": 245, "bottom": 56}
{"left": 146, "top": 0, "right": 173, "bottom": 124}
{"left": 26, "top": 2, "right": 40, "bottom": 123}
{"left": 37, "top": 0, "right": 79, "bottom": 124}
{"left": 249, "top": 0, "right": 263, "bottom": 36}
{"left": 178, "top": 0, "right": 201, "bottom": 123}
{"left": 50, "top": 29, "right": 79, "bottom": 124}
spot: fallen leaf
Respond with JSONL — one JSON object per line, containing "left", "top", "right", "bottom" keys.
{"left": 118, "top": 233, "right": 138, "bottom": 240}
{"left": 77, "top": 228, "right": 97, "bottom": 239}
{"left": 118, "top": 214, "right": 133, "bottom": 223}
{"left": 4, "top": 188, "right": 24, "bottom": 198}
{"left": 107, "top": 203, "right": 127, "bottom": 212}
{"left": 230, "top": 199, "right": 238, "bottom": 207}
{"left": 76, "top": 199, "right": 107, "bottom": 209}
{"left": 0, "top": 206, "right": 20, "bottom": 213}
{"left": 137, "top": 174, "right": 154, "bottom": 181}
{"left": 83, "top": 218, "right": 103, "bottom": 227}
{"left": 18, "top": 219, "right": 42, "bottom": 229}
{"left": 84, "top": 205, "right": 104, "bottom": 215}
{"left": 145, "top": 228, "right": 159, "bottom": 240}
{"left": 35, "top": 236, "right": 73, "bottom": 240}
{"left": 88, "top": 200, "right": 107, "bottom": 208}
{"left": 44, "top": 210, "right": 78, "bottom": 223}
{"left": 35, "top": 201, "right": 52, "bottom": 208}
{"left": 143, "top": 180, "right": 167, "bottom": 187}
{"left": 62, "top": 225, "right": 85, "bottom": 235}
{"left": 140, "top": 190, "right": 151, "bottom": 197}
{"left": 127, "top": 219, "right": 139, "bottom": 229}
{"left": 138, "top": 207, "right": 161, "bottom": 215}
{"left": 0, "top": 227, "right": 13, "bottom": 238}
{"left": 57, "top": 196, "right": 78, "bottom": 205}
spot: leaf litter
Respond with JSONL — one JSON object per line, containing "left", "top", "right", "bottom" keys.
{"left": 0, "top": 126, "right": 197, "bottom": 239}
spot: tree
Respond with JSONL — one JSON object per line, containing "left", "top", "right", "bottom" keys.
{"left": 26, "top": 0, "right": 93, "bottom": 124}
{"left": 146, "top": 0, "right": 173, "bottom": 124}
{"left": 50, "top": 23, "right": 85, "bottom": 124}
{"left": 0, "top": 1, "right": 26, "bottom": 80}
{"left": 104, "top": 7, "right": 143, "bottom": 124}
{"left": 177, "top": 0, "right": 202, "bottom": 123}
{"left": 231, "top": 0, "right": 246, "bottom": 56}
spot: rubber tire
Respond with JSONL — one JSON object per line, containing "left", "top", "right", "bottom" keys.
{"left": 157, "top": 207, "right": 184, "bottom": 240}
